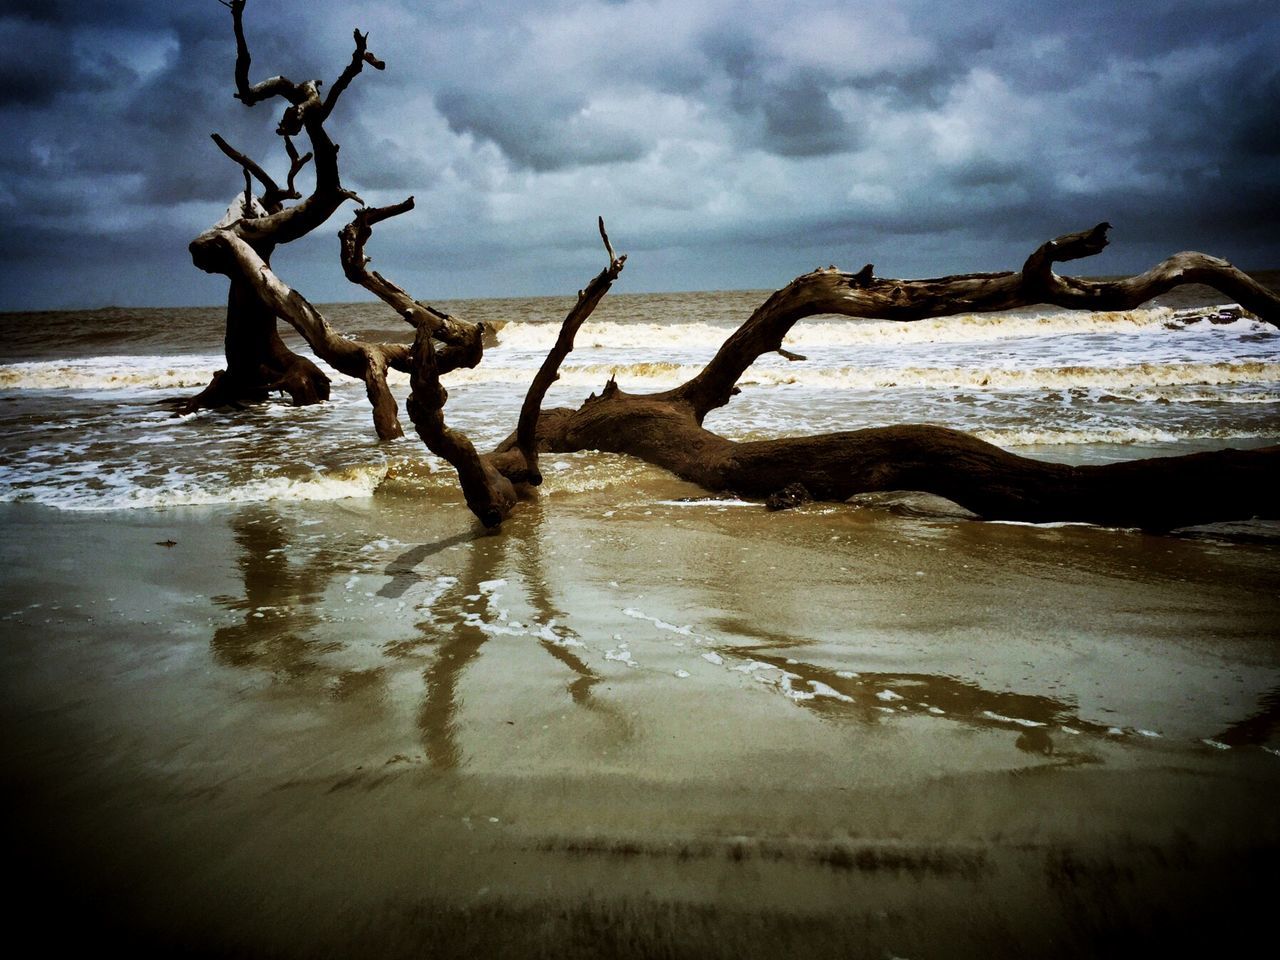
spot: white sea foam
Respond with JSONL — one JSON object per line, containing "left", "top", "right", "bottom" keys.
{"left": 975, "top": 425, "right": 1279, "bottom": 447}
{"left": 0, "top": 461, "right": 389, "bottom": 511}
{"left": 654, "top": 498, "right": 757, "bottom": 508}
{"left": 492, "top": 306, "right": 1262, "bottom": 352}
{"left": 807, "top": 680, "right": 854, "bottom": 703}
{"left": 982, "top": 710, "right": 1046, "bottom": 728}
{"left": 744, "top": 360, "right": 1280, "bottom": 393}
{"left": 378, "top": 358, "right": 1280, "bottom": 394}
{"left": 534, "top": 620, "right": 584, "bottom": 648}
{"left": 604, "top": 647, "right": 637, "bottom": 667}
{"left": 407, "top": 576, "right": 459, "bottom": 616}
{"left": 622, "top": 607, "right": 696, "bottom": 636}
{"left": 4, "top": 338, "right": 1275, "bottom": 399}
{"left": 0, "top": 355, "right": 220, "bottom": 391}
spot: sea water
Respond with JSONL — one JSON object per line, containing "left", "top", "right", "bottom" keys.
{"left": 0, "top": 282, "right": 1277, "bottom": 511}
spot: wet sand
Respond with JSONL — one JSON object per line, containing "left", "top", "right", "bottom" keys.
{"left": 2, "top": 478, "right": 1278, "bottom": 957}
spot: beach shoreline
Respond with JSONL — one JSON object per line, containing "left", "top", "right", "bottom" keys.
{"left": 2, "top": 494, "right": 1277, "bottom": 956}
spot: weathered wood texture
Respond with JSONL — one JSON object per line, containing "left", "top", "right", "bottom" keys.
{"left": 405, "top": 221, "right": 627, "bottom": 526}
{"left": 671, "top": 223, "right": 1280, "bottom": 420}
{"left": 187, "top": 0, "right": 413, "bottom": 429}
{"left": 500, "top": 225, "right": 1279, "bottom": 531}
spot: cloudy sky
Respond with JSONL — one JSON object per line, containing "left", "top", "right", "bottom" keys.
{"left": 1, "top": 0, "right": 1277, "bottom": 310}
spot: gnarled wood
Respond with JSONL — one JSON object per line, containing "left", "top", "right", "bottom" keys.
{"left": 525, "top": 396, "right": 1278, "bottom": 530}
{"left": 671, "top": 223, "right": 1280, "bottom": 421}
{"left": 505, "top": 225, "right": 1279, "bottom": 531}
{"left": 186, "top": 0, "right": 379, "bottom": 416}
{"left": 210, "top": 133, "right": 311, "bottom": 214}
{"left": 336, "top": 198, "right": 486, "bottom": 372}
{"left": 514, "top": 217, "right": 627, "bottom": 482}
{"left": 401, "top": 219, "right": 627, "bottom": 526}
{"left": 194, "top": 227, "right": 414, "bottom": 439}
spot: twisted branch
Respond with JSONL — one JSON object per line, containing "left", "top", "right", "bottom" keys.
{"left": 672, "top": 223, "right": 1280, "bottom": 420}
{"left": 515, "top": 217, "right": 627, "bottom": 477}
{"left": 336, "top": 199, "right": 485, "bottom": 374}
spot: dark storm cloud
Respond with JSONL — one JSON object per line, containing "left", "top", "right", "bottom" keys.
{"left": 435, "top": 88, "right": 648, "bottom": 171}
{"left": 757, "top": 76, "right": 850, "bottom": 157}
{"left": 0, "top": 18, "right": 115, "bottom": 107}
{"left": 0, "top": 0, "right": 1277, "bottom": 308}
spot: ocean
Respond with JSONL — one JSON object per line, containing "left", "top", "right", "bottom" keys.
{"left": 1, "top": 280, "right": 1278, "bottom": 512}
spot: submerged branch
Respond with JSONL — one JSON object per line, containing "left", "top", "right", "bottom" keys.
{"left": 512, "top": 222, "right": 1279, "bottom": 530}
{"left": 192, "top": 228, "right": 410, "bottom": 439}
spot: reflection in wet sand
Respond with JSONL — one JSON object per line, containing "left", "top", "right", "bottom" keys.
{"left": 206, "top": 501, "right": 1279, "bottom": 771}
{"left": 376, "top": 529, "right": 474, "bottom": 600}
{"left": 727, "top": 647, "right": 1112, "bottom": 736}
{"left": 385, "top": 506, "right": 629, "bottom": 770}
{"left": 415, "top": 532, "right": 499, "bottom": 770}
{"left": 3, "top": 497, "right": 1278, "bottom": 959}
{"left": 513, "top": 505, "right": 604, "bottom": 707}
{"left": 210, "top": 507, "right": 338, "bottom": 679}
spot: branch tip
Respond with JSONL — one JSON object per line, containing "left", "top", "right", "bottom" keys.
{"left": 598, "top": 216, "right": 616, "bottom": 263}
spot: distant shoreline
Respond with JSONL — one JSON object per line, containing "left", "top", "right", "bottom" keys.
{"left": 3, "top": 269, "right": 1277, "bottom": 318}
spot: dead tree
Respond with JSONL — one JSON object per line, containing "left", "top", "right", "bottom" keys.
{"left": 498, "top": 224, "right": 1280, "bottom": 531}
{"left": 191, "top": 2, "right": 1279, "bottom": 532}
{"left": 186, "top": 0, "right": 488, "bottom": 438}
{"left": 187, "top": 0, "right": 623, "bottom": 519}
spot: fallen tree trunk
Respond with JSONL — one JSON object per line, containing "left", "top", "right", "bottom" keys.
{"left": 493, "top": 224, "right": 1280, "bottom": 532}
{"left": 513, "top": 405, "right": 1278, "bottom": 531}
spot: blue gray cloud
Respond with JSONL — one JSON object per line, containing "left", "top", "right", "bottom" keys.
{"left": 0, "top": 0, "right": 1276, "bottom": 309}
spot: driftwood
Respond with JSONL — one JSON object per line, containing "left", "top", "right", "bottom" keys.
{"left": 499, "top": 226, "right": 1280, "bottom": 531}
{"left": 187, "top": 1, "right": 1280, "bottom": 532}
{"left": 188, "top": 0, "right": 420, "bottom": 430}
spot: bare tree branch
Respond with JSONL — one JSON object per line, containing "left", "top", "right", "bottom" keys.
{"left": 227, "top": 0, "right": 299, "bottom": 107}
{"left": 283, "top": 137, "right": 313, "bottom": 199}
{"left": 192, "top": 229, "right": 411, "bottom": 439}
{"left": 336, "top": 200, "right": 486, "bottom": 374}
{"left": 212, "top": 133, "right": 281, "bottom": 197}
{"left": 321, "top": 29, "right": 385, "bottom": 123}
{"left": 514, "top": 217, "right": 627, "bottom": 478}
{"left": 405, "top": 324, "right": 518, "bottom": 528}
{"left": 214, "top": 0, "right": 378, "bottom": 248}
{"left": 671, "top": 223, "right": 1280, "bottom": 421}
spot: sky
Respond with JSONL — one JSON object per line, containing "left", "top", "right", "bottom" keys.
{"left": 0, "top": 0, "right": 1277, "bottom": 310}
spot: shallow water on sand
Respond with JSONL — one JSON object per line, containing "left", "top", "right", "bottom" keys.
{"left": 1, "top": 488, "right": 1278, "bottom": 956}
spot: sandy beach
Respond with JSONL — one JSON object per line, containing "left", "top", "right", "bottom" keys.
{"left": 3, "top": 477, "right": 1277, "bottom": 957}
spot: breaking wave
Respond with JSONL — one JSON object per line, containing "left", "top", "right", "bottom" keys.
{"left": 974, "top": 426, "right": 1278, "bottom": 447}
{"left": 0, "top": 461, "right": 390, "bottom": 511}
{"left": 0, "top": 356, "right": 220, "bottom": 391}
{"left": 493, "top": 305, "right": 1269, "bottom": 352}
{"left": 4, "top": 355, "right": 1276, "bottom": 395}
{"left": 429, "top": 359, "right": 1280, "bottom": 392}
